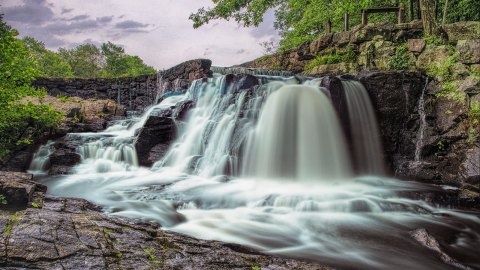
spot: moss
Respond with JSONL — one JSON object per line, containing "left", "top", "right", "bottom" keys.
{"left": 252, "top": 266, "right": 261, "bottom": 270}
{"left": 144, "top": 247, "right": 162, "bottom": 265}
{"left": 0, "top": 194, "right": 7, "bottom": 205}
{"left": 2, "top": 211, "right": 25, "bottom": 236}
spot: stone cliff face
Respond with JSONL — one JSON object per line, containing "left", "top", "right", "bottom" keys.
{"left": 33, "top": 59, "right": 212, "bottom": 112}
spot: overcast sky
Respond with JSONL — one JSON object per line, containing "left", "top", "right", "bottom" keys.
{"left": 0, "top": 0, "right": 279, "bottom": 69}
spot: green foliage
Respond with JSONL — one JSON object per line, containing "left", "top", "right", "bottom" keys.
{"left": 31, "top": 202, "right": 42, "bottom": 208}
{"left": 0, "top": 194, "right": 7, "bottom": 205}
{"left": 59, "top": 44, "right": 104, "bottom": 78}
{"left": 252, "top": 266, "right": 261, "bottom": 270}
{"left": 427, "top": 52, "right": 457, "bottom": 80}
{"left": 22, "top": 37, "right": 74, "bottom": 78}
{"left": 192, "top": 0, "right": 479, "bottom": 51}
{"left": 389, "top": 43, "right": 411, "bottom": 70}
{"left": 424, "top": 35, "right": 446, "bottom": 46}
{"left": 0, "top": 16, "right": 63, "bottom": 159}
{"left": 101, "top": 42, "right": 156, "bottom": 77}
{"left": 304, "top": 46, "right": 357, "bottom": 71}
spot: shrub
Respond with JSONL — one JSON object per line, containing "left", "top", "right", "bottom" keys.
{"left": 389, "top": 43, "right": 411, "bottom": 70}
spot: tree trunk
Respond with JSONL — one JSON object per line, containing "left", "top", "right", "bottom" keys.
{"left": 442, "top": 0, "right": 448, "bottom": 25}
{"left": 419, "top": 0, "right": 437, "bottom": 36}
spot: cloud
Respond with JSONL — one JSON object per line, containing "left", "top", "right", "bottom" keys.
{"left": 44, "top": 19, "right": 99, "bottom": 35}
{"left": 68, "top": 14, "right": 89, "bottom": 21}
{"left": 97, "top": 16, "right": 113, "bottom": 23}
{"left": 61, "top": 8, "right": 73, "bottom": 14}
{"left": 1, "top": 0, "right": 280, "bottom": 69}
{"left": 115, "top": 20, "right": 149, "bottom": 29}
{"left": 3, "top": 0, "right": 54, "bottom": 24}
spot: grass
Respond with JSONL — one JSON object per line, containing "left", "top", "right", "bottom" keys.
{"left": 304, "top": 46, "right": 357, "bottom": 72}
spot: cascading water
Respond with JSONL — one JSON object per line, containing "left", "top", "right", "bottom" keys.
{"left": 342, "top": 80, "right": 385, "bottom": 175}
{"left": 242, "top": 85, "right": 351, "bottom": 180}
{"left": 28, "top": 140, "right": 55, "bottom": 175}
{"left": 34, "top": 72, "right": 480, "bottom": 270}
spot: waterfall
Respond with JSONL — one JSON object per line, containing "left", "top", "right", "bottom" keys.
{"left": 242, "top": 85, "right": 351, "bottom": 180}
{"left": 415, "top": 78, "right": 429, "bottom": 162}
{"left": 28, "top": 140, "right": 55, "bottom": 175}
{"left": 342, "top": 80, "right": 385, "bottom": 175}
{"left": 34, "top": 71, "right": 480, "bottom": 270}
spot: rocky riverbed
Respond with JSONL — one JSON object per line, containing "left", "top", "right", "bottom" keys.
{"left": 0, "top": 171, "right": 332, "bottom": 270}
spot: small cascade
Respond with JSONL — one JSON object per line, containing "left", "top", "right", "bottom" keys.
{"left": 415, "top": 77, "right": 429, "bottom": 162}
{"left": 28, "top": 141, "right": 55, "bottom": 175}
{"left": 211, "top": 66, "right": 293, "bottom": 77}
{"left": 242, "top": 85, "right": 351, "bottom": 180}
{"left": 342, "top": 80, "right": 385, "bottom": 175}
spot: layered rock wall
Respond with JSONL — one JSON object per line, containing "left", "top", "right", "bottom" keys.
{"left": 33, "top": 59, "right": 212, "bottom": 112}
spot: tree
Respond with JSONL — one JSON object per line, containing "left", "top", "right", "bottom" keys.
{"left": 192, "top": 0, "right": 480, "bottom": 50}
{"left": 101, "top": 41, "right": 155, "bottom": 77}
{"left": 0, "top": 16, "right": 62, "bottom": 159}
{"left": 22, "top": 37, "right": 74, "bottom": 78}
{"left": 419, "top": 0, "right": 436, "bottom": 35}
{"left": 58, "top": 44, "right": 104, "bottom": 78}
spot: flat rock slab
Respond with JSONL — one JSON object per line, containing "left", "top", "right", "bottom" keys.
{"left": 0, "top": 196, "right": 333, "bottom": 270}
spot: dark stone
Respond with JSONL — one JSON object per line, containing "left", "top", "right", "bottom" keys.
{"left": 135, "top": 116, "right": 176, "bottom": 167}
{"left": 173, "top": 100, "right": 195, "bottom": 120}
{"left": 0, "top": 171, "right": 45, "bottom": 209}
{"left": 225, "top": 74, "right": 260, "bottom": 94}
{"left": 33, "top": 59, "right": 212, "bottom": 112}
{"left": 321, "top": 76, "right": 352, "bottom": 146}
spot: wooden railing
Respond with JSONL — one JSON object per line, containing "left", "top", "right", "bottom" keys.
{"left": 360, "top": 7, "right": 405, "bottom": 25}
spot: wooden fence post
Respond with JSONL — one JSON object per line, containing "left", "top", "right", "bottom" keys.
{"left": 344, "top": 13, "right": 349, "bottom": 31}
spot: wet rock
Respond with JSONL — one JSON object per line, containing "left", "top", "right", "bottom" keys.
{"left": 173, "top": 100, "right": 195, "bottom": 120}
{"left": 456, "top": 39, "right": 480, "bottom": 64}
{"left": 411, "top": 228, "right": 470, "bottom": 269}
{"left": 0, "top": 171, "right": 45, "bottom": 209}
{"left": 135, "top": 116, "right": 176, "bottom": 167}
{"left": 225, "top": 74, "right": 259, "bottom": 93}
{"left": 0, "top": 172, "right": 333, "bottom": 270}
{"left": 460, "top": 146, "right": 480, "bottom": 185}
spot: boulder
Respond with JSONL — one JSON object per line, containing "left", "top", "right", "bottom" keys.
{"left": 135, "top": 116, "right": 176, "bottom": 167}
{"left": 443, "top": 21, "right": 480, "bottom": 41}
{"left": 416, "top": 45, "right": 453, "bottom": 69}
{"left": 456, "top": 39, "right": 480, "bottom": 64}
{"left": 460, "top": 146, "right": 480, "bottom": 184}
{"left": 407, "top": 39, "right": 426, "bottom": 54}
{"left": 0, "top": 171, "right": 45, "bottom": 209}
{"left": 307, "top": 62, "right": 359, "bottom": 75}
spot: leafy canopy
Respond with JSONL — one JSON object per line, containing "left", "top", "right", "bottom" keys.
{"left": 191, "top": 0, "right": 480, "bottom": 50}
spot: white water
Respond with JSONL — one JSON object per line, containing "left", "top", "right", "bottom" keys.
{"left": 343, "top": 80, "right": 385, "bottom": 175}
{"left": 35, "top": 74, "right": 480, "bottom": 270}
{"left": 242, "top": 85, "right": 351, "bottom": 180}
{"left": 415, "top": 78, "right": 429, "bottom": 162}
{"left": 28, "top": 140, "right": 55, "bottom": 175}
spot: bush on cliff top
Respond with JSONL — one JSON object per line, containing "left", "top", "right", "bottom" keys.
{"left": 0, "top": 16, "right": 62, "bottom": 159}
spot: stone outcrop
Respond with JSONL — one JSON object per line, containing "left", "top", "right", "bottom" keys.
{"left": 242, "top": 21, "right": 480, "bottom": 75}
{"left": 0, "top": 96, "right": 123, "bottom": 173}
{"left": 0, "top": 171, "right": 332, "bottom": 270}
{"left": 357, "top": 71, "right": 480, "bottom": 200}
{"left": 135, "top": 115, "right": 176, "bottom": 167}
{"left": 33, "top": 59, "right": 212, "bottom": 112}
